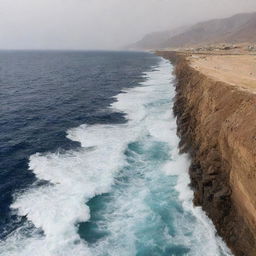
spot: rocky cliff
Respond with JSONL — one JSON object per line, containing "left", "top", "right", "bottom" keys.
{"left": 158, "top": 51, "right": 256, "bottom": 256}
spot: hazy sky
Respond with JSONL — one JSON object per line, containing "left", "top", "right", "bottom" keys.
{"left": 0, "top": 0, "right": 256, "bottom": 50}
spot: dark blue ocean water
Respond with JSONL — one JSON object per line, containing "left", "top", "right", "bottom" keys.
{"left": 0, "top": 51, "right": 231, "bottom": 256}
{"left": 0, "top": 50, "right": 158, "bottom": 238}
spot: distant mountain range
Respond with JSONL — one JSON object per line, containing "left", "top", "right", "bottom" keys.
{"left": 130, "top": 12, "right": 256, "bottom": 50}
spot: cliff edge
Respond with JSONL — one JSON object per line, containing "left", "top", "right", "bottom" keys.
{"left": 158, "top": 51, "right": 256, "bottom": 256}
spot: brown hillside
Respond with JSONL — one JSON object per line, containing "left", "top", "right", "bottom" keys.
{"left": 131, "top": 12, "right": 256, "bottom": 50}
{"left": 162, "top": 12, "right": 256, "bottom": 48}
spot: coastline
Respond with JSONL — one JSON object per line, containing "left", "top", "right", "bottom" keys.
{"left": 157, "top": 50, "right": 256, "bottom": 256}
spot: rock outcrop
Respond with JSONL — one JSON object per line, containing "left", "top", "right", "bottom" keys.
{"left": 158, "top": 51, "right": 256, "bottom": 256}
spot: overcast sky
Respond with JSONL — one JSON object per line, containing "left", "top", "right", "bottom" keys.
{"left": 0, "top": 0, "right": 256, "bottom": 50}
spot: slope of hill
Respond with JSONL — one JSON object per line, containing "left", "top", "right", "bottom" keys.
{"left": 131, "top": 12, "right": 256, "bottom": 50}
{"left": 128, "top": 26, "right": 188, "bottom": 50}
{"left": 162, "top": 12, "right": 256, "bottom": 48}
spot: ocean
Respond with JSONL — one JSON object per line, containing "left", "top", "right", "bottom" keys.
{"left": 0, "top": 51, "right": 232, "bottom": 255}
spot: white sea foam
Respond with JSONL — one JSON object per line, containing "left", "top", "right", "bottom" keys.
{"left": 0, "top": 58, "right": 232, "bottom": 256}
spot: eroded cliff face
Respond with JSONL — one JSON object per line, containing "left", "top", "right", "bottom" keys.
{"left": 158, "top": 51, "right": 256, "bottom": 256}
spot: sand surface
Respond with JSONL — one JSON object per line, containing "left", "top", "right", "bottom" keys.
{"left": 189, "top": 54, "right": 256, "bottom": 90}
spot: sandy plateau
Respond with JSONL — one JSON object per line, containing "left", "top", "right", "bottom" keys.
{"left": 190, "top": 54, "right": 256, "bottom": 90}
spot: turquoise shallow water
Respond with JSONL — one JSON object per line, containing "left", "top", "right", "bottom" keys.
{"left": 79, "top": 139, "right": 189, "bottom": 255}
{"left": 75, "top": 59, "right": 232, "bottom": 256}
{"left": 0, "top": 54, "right": 232, "bottom": 256}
